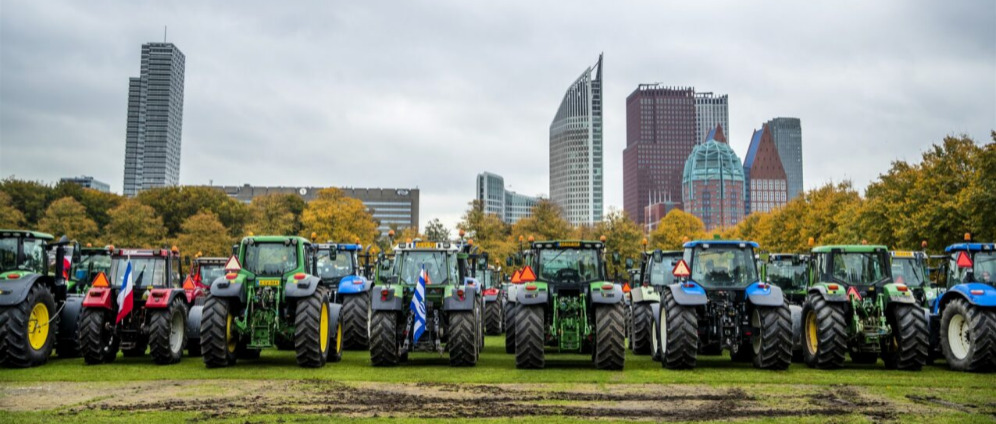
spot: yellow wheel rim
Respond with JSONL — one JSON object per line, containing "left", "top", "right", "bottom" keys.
{"left": 335, "top": 322, "right": 343, "bottom": 353}
{"left": 805, "top": 310, "right": 819, "bottom": 355}
{"left": 28, "top": 303, "right": 50, "bottom": 351}
{"left": 320, "top": 303, "right": 329, "bottom": 352}
{"left": 226, "top": 314, "right": 237, "bottom": 353}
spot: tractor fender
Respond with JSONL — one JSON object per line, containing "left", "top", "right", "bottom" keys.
{"left": 144, "top": 288, "right": 186, "bottom": 309}
{"left": 666, "top": 283, "right": 708, "bottom": 306}
{"left": 745, "top": 282, "right": 785, "bottom": 307}
{"left": 210, "top": 277, "right": 246, "bottom": 304}
{"left": 371, "top": 287, "right": 403, "bottom": 311}
{"left": 505, "top": 284, "right": 519, "bottom": 304}
{"left": 630, "top": 285, "right": 661, "bottom": 304}
{"left": 285, "top": 275, "right": 322, "bottom": 298}
{"left": 789, "top": 304, "right": 804, "bottom": 351}
{"left": 328, "top": 302, "right": 343, "bottom": 335}
{"left": 337, "top": 275, "right": 370, "bottom": 295}
{"left": 443, "top": 288, "right": 477, "bottom": 311}
{"left": 808, "top": 285, "right": 848, "bottom": 303}
{"left": 82, "top": 286, "right": 114, "bottom": 309}
{"left": 463, "top": 277, "right": 482, "bottom": 295}
{"left": 0, "top": 273, "right": 47, "bottom": 306}
{"left": 515, "top": 285, "right": 548, "bottom": 305}
{"left": 881, "top": 283, "right": 917, "bottom": 306}
{"left": 591, "top": 284, "right": 624, "bottom": 305}
{"left": 58, "top": 294, "right": 84, "bottom": 342}
{"left": 933, "top": 283, "right": 996, "bottom": 314}
{"left": 650, "top": 302, "right": 662, "bottom": 329}
{"left": 186, "top": 303, "right": 204, "bottom": 341}
{"left": 483, "top": 293, "right": 500, "bottom": 302}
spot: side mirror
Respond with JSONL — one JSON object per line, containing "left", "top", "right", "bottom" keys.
{"left": 612, "top": 252, "right": 621, "bottom": 264}
{"left": 232, "top": 244, "right": 239, "bottom": 256}
{"left": 625, "top": 258, "right": 634, "bottom": 268}
{"left": 329, "top": 248, "right": 337, "bottom": 261}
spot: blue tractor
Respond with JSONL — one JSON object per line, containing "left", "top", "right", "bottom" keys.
{"left": 312, "top": 243, "right": 373, "bottom": 350}
{"left": 930, "top": 239, "right": 996, "bottom": 372}
{"left": 657, "top": 240, "right": 792, "bottom": 370}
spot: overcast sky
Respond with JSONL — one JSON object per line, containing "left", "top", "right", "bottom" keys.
{"left": 1, "top": 0, "right": 994, "bottom": 231}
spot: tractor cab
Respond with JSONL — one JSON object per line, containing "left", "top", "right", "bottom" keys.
{"left": 639, "top": 249, "right": 683, "bottom": 291}
{"left": 105, "top": 248, "right": 184, "bottom": 293}
{"left": 526, "top": 240, "right": 608, "bottom": 289}
{"left": 683, "top": 240, "right": 761, "bottom": 293}
{"left": 188, "top": 257, "right": 226, "bottom": 290}
{"left": 72, "top": 247, "right": 111, "bottom": 293}
{"left": 890, "top": 251, "right": 936, "bottom": 307}
{"left": 810, "top": 245, "right": 893, "bottom": 300}
{"left": 312, "top": 243, "right": 363, "bottom": 286}
{"left": 386, "top": 240, "right": 462, "bottom": 293}
{"left": 945, "top": 243, "right": 996, "bottom": 286}
{"left": 0, "top": 230, "right": 54, "bottom": 279}
{"left": 765, "top": 253, "right": 809, "bottom": 304}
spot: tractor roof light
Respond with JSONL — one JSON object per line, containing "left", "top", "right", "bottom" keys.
{"left": 965, "top": 232, "right": 972, "bottom": 241}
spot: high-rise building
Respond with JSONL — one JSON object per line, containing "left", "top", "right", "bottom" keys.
{"left": 765, "top": 117, "right": 803, "bottom": 200}
{"left": 695, "top": 92, "right": 729, "bottom": 147}
{"left": 550, "top": 54, "right": 603, "bottom": 226}
{"left": 475, "top": 172, "right": 541, "bottom": 224}
{"left": 505, "top": 191, "right": 540, "bottom": 224}
{"left": 743, "top": 125, "right": 788, "bottom": 215}
{"left": 123, "top": 42, "right": 186, "bottom": 197}
{"left": 60, "top": 176, "right": 111, "bottom": 193}
{"left": 622, "top": 84, "right": 696, "bottom": 228}
{"left": 682, "top": 125, "right": 745, "bottom": 230}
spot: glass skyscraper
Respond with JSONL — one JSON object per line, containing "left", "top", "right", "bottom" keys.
{"left": 550, "top": 54, "right": 603, "bottom": 226}
{"left": 765, "top": 117, "right": 803, "bottom": 200}
{"left": 123, "top": 42, "right": 185, "bottom": 197}
{"left": 695, "top": 92, "right": 729, "bottom": 146}
{"left": 476, "top": 171, "right": 540, "bottom": 224}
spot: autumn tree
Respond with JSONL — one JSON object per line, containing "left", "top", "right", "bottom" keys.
{"left": 510, "top": 199, "right": 572, "bottom": 242}
{"left": 0, "top": 178, "right": 52, "bottom": 225}
{"left": 137, "top": 186, "right": 250, "bottom": 238}
{"left": 649, "top": 209, "right": 706, "bottom": 250}
{"left": 38, "top": 197, "right": 99, "bottom": 242}
{"left": 104, "top": 200, "right": 168, "bottom": 247}
{"left": 0, "top": 191, "right": 26, "bottom": 228}
{"left": 301, "top": 188, "right": 378, "bottom": 245}
{"left": 246, "top": 194, "right": 300, "bottom": 236}
{"left": 175, "top": 211, "right": 232, "bottom": 257}
{"left": 457, "top": 200, "right": 512, "bottom": 260}
{"left": 592, "top": 210, "right": 644, "bottom": 278}
{"left": 425, "top": 218, "right": 450, "bottom": 242}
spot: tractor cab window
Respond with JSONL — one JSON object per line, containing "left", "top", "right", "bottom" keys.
{"left": 952, "top": 252, "right": 996, "bottom": 284}
{"left": 647, "top": 256, "right": 679, "bottom": 286}
{"left": 316, "top": 249, "right": 354, "bottom": 281}
{"left": 767, "top": 259, "right": 808, "bottom": 290}
{"left": 75, "top": 251, "right": 112, "bottom": 284}
{"left": 199, "top": 264, "right": 225, "bottom": 285}
{"left": 398, "top": 251, "right": 453, "bottom": 285}
{"left": 891, "top": 258, "right": 927, "bottom": 288}
{"left": 109, "top": 258, "right": 166, "bottom": 288}
{"left": 244, "top": 243, "right": 299, "bottom": 276}
{"left": 689, "top": 246, "right": 758, "bottom": 288}
{"left": 829, "top": 252, "right": 889, "bottom": 286}
{"left": 537, "top": 248, "right": 603, "bottom": 284}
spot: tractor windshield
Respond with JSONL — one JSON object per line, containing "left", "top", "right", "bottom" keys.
{"left": 891, "top": 258, "right": 927, "bottom": 288}
{"left": 199, "top": 264, "right": 225, "bottom": 285}
{"left": 397, "top": 251, "right": 454, "bottom": 285}
{"left": 536, "top": 248, "right": 604, "bottom": 284}
{"left": 0, "top": 237, "right": 46, "bottom": 273}
{"left": 767, "top": 259, "right": 808, "bottom": 290}
{"left": 315, "top": 249, "right": 354, "bottom": 281}
{"left": 74, "top": 251, "right": 112, "bottom": 284}
{"left": 647, "top": 255, "right": 681, "bottom": 286}
{"left": 109, "top": 257, "right": 166, "bottom": 288}
{"left": 244, "top": 243, "right": 299, "bottom": 276}
{"left": 830, "top": 252, "right": 889, "bottom": 286}
{"left": 951, "top": 252, "right": 996, "bottom": 285}
{"left": 689, "top": 246, "right": 759, "bottom": 288}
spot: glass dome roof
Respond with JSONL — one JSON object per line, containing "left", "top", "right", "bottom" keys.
{"left": 682, "top": 137, "right": 745, "bottom": 183}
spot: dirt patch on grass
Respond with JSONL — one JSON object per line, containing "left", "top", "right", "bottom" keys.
{"left": 0, "top": 379, "right": 939, "bottom": 421}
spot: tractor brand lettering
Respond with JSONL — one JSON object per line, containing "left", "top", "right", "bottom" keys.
{"left": 892, "top": 251, "right": 915, "bottom": 258}
{"left": 414, "top": 242, "right": 436, "bottom": 248}
{"left": 558, "top": 242, "right": 580, "bottom": 248}
{"left": 258, "top": 279, "right": 281, "bottom": 286}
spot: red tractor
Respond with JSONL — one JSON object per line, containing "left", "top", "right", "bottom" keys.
{"left": 183, "top": 256, "right": 226, "bottom": 356}
{"left": 79, "top": 247, "right": 194, "bottom": 365}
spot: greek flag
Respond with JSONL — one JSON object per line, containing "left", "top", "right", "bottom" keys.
{"left": 410, "top": 265, "right": 429, "bottom": 344}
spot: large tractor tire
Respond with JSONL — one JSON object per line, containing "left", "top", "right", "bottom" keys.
{"left": 802, "top": 294, "right": 847, "bottom": 369}
{"left": 515, "top": 304, "right": 544, "bottom": 369}
{"left": 485, "top": 301, "right": 502, "bottom": 335}
{"left": 0, "top": 285, "right": 57, "bottom": 368}
{"left": 448, "top": 311, "right": 479, "bottom": 366}
{"left": 370, "top": 311, "right": 400, "bottom": 366}
{"left": 185, "top": 304, "right": 204, "bottom": 357}
{"left": 630, "top": 303, "right": 654, "bottom": 355}
{"left": 650, "top": 318, "right": 662, "bottom": 362}
{"left": 201, "top": 296, "right": 238, "bottom": 368}
{"left": 327, "top": 312, "right": 343, "bottom": 363}
{"left": 149, "top": 297, "right": 188, "bottom": 365}
{"left": 659, "top": 288, "right": 697, "bottom": 369}
{"left": 504, "top": 302, "right": 517, "bottom": 354}
{"left": 294, "top": 287, "right": 332, "bottom": 368}
{"left": 340, "top": 292, "right": 370, "bottom": 350}
{"left": 79, "top": 307, "right": 118, "bottom": 365}
{"left": 882, "top": 304, "right": 928, "bottom": 370}
{"left": 750, "top": 304, "right": 792, "bottom": 370}
{"left": 56, "top": 296, "right": 84, "bottom": 358}
{"left": 939, "top": 299, "right": 996, "bottom": 372}
{"left": 593, "top": 303, "right": 625, "bottom": 370}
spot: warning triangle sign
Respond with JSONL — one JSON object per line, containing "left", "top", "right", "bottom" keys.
{"left": 672, "top": 259, "right": 691, "bottom": 278}
{"left": 956, "top": 251, "right": 973, "bottom": 268}
{"left": 519, "top": 266, "right": 537, "bottom": 282}
{"left": 224, "top": 255, "right": 242, "bottom": 273}
{"left": 511, "top": 269, "right": 522, "bottom": 284}
{"left": 182, "top": 275, "right": 195, "bottom": 290}
{"left": 91, "top": 271, "right": 110, "bottom": 288}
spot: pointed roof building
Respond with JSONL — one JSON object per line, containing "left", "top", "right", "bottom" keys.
{"left": 744, "top": 124, "right": 789, "bottom": 214}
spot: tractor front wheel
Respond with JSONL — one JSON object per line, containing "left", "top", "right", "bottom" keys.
{"left": 149, "top": 297, "right": 188, "bottom": 365}
{"left": 594, "top": 302, "right": 625, "bottom": 370}
{"left": 79, "top": 307, "right": 117, "bottom": 365}
{"left": 750, "top": 304, "right": 792, "bottom": 370}
{"left": 515, "top": 304, "right": 544, "bottom": 369}
{"left": 802, "top": 294, "right": 847, "bottom": 369}
{"left": 485, "top": 301, "right": 502, "bottom": 335}
{"left": 370, "top": 311, "right": 400, "bottom": 366}
{"left": 630, "top": 302, "right": 654, "bottom": 355}
{"left": 940, "top": 299, "right": 995, "bottom": 372}
{"left": 448, "top": 311, "right": 478, "bottom": 366}
{"left": 660, "top": 288, "right": 697, "bottom": 369}
{"left": 295, "top": 287, "right": 332, "bottom": 368}
{"left": 341, "top": 292, "right": 370, "bottom": 350}
{"left": 201, "top": 296, "right": 238, "bottom": 368}
{"left": 0, "top": 285, "right": 57, "bottom": 367}
{"left": 504, "top": 302, "right": 517, "bottom": 353}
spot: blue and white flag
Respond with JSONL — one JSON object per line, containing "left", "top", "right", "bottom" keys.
{"left": 410, "top": 265, "right": 429, "bottom": 344}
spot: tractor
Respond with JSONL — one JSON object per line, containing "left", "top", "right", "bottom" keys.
{"left": 312, "top": 242, "right": 372, "bottom": 350}
{"left": 369, "top": 239, "right": 482, "bottom": 366}
{"left": 629, "top": 248, "right": 682, "bottom": 360}
{"left": 55, "top": 245, "right": 112, "bottom": 359}
{"left": 929, "top": 238, "right": 996, "bottom": 372}
{"left": 475, "top": 256, "right": 505, "bottom": 336}
{"left": 0, "top": 230, "right": 78, "bottom": 367}
{"left": 890, "top": 250, "right": 940, "bottom": 311}
{"left": 762, "top": 253, "right": 809, "bottom": 359}
{"left": 507, "top": 239, "right": 626, "bottom": 370}
{"left": 79, "top": 247, "right": 193, "bottom": 365}
{"left": 657, "top": 240, "right": 792, "bottom": 370}
{"left": 802, "top": 245, "right": 928, "bottom": 370}
{"left": 201, "top": 235, "right": 343, "bottom": 368}
{"left": 184, "top": 256, "right": 226, "bottom": 356}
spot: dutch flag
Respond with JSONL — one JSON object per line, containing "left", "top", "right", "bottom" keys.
{"left": 115, "top": 260, "right": 134, "bottom": 324}
{"left": 410, "top": 265, "right": 429, "bottom": 344}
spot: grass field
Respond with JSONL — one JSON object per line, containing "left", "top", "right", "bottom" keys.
{"left": 1, "top": 336, "right": 994, "bottom": 423}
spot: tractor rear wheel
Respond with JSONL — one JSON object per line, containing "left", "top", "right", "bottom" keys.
{"left": 485, "top": 301, "right": 502, "bottom": 335}
{"left": 660, "top": 288, "right": 697, "bottom": 369}
{"left": 294, "top": 287, "right": 332, "bottom": 368}
{"left": 149, "top": 297, "right": 188, "bottom": 365}
{"left": 327, "top": 315, "right": 343, "bottom": 363}
{"left": 751, "top": 304, "right": 792, "bottom": 370}
{"left": 882, "top": 304, "right": 928, "bottom": 370}
{"left": 504, "top": 302, "right": 517, "bottom": 353}
{"left": 515, "top": 304, "right": 544, "bottom": 369}
{"left": 201, "top": 296, "right": 237, "bottom": 368}
{"left": 802, "top": 294, "right": 847, "bottom": 369}
{"left": 0, "top": 285, "right": 57, "bottom": 368}
{"left": 370, "top": 311, "right": 399, "bottom": 366}
{"left": 630, "top": 302, "right": 653, "bottom": 355}
{"left": 341, "top": 292, "right": 370, "bottom": 350}
{"left": 650, "top": 318, "right": 662, "bottom": 362}
{"left": 79, "top": 307, "right": 117, "bottom": 365}
{"left": 448, "top": 311, "right": 478, "bottom": 366}
{"left": 594, "top": 303, "right": 625, "bottom": 370}
{"left": 940, "top": 299, "right": 995, "bottom": 372}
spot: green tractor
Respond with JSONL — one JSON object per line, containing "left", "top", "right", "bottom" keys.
{"left": 802, "top": 245, "right": 928, "bottom": 370}
{"left": 762, "top": 253, "right": 809, "bottom": 359}
{"left": 629, "top": 248, "right": 682, "bottom": 360}
{"left": 890, "top": 250, "right": 940, "bottom": 312}
{"left": 508, "top": 239, "right": 626, "bottom": 370}
{"left": 201, "top": 235, "right": 343, "bottom": 368}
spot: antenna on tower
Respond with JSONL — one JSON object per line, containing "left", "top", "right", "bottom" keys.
{"left": 164, "top": 26, "right": 167, "bottom": 42}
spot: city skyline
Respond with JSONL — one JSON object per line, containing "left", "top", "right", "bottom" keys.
{"left": 1, "top": 1, "right": 992, "bottom": 231}
{"left": 550, "top": 54, "right": 603, "bottom": 226}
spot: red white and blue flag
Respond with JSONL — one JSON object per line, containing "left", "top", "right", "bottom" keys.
{"left": 115, "top": 260, "right": 134, "bottom": 324}
{"left": 62, "top": 256, "right": 72, "bottom": 280}
{"left": 410, "top": 265, "right": 429, "bottom": 344}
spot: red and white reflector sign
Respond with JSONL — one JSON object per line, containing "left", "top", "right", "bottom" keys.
{"left": 672, "top": 259, "right": 691, "bottom": 278}
{"left": 956, "top": 251, "right": 973, "bottom": 268}
{"left": 224, "top": 255, "right": 242, "bottom": 273}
